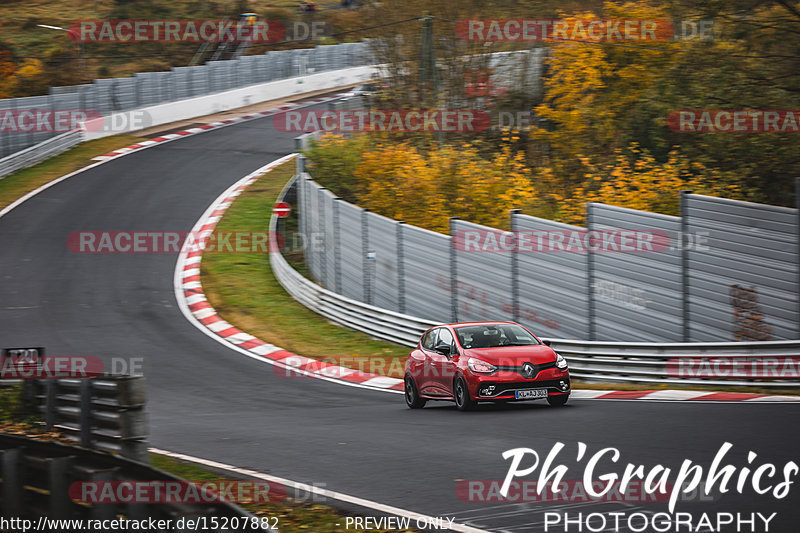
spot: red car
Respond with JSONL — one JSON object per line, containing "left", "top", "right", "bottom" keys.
{"left": 404, "top": 322, "right": 570, "bottom": 410}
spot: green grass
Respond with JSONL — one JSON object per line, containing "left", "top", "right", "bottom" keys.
{"left": 0, "top": 135, "right": 144, "bottom": 211}
{"left": 151, "top": 454, "right": 415, "bottom": 533}
{"left": 200, "top": 161, "right": 410, "bottom": 377}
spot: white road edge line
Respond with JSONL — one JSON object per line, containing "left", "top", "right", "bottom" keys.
{"left": 150, "top": 447, "right": 491, "bottom": 533}
{"left": 171, "top": 155, "right": 404, "bottom": 395}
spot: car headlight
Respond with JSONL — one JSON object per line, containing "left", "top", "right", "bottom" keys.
{"left": 468, "top": 358, "right": 496, "bottom": 374}
{"left": 556, "top": 353, "right": 568, "bottom": 370}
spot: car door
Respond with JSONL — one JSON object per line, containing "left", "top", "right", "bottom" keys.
{"left": 417, "top": 328, "right": 440, "bottom": 395}
{"left": 428, "top": 327, "right": 458, "bottom": 396}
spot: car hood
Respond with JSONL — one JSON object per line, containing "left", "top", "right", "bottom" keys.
{"left": 462, "top": 345, "right": 557, "bottom": 366}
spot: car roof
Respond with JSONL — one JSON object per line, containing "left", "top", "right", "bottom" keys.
{"left": 435, "top": 321, "right": 519, "bottom": 328}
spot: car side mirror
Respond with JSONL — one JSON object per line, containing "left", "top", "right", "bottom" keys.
{"left": 434, "top": 342, "right": 452, "bottom": 356}
{"left": 542, "top": 340, "right": 551, "bottom": 346}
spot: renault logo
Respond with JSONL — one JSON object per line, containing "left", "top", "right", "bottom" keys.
{"left": 522, "top": 362, "right": 535, "bottom": 378}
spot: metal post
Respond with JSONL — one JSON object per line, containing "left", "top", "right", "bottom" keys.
{"left": 450, "top": 217, "right": 459, "bottom": 323}
{"left": 47, "top": 457, "right": 74, "bottom": 518}
{"left": 362, "top": 208, "right": 371, "bottom": 304}
{"left": 45, "top": 380, "right": 56, "bottom": 430}
{"left": 79, "top": 379, "right": 92, "bottom": 448}
{"left": 796, "top": 178, "right": 800, "bottom": 337}
{"left": 318, "top": 187, "right": 327, "bottom": 288}
{"left": 510, "top": 209, "right": 520, "bottom": 322}
{"left": 0, "top": 449, "right": 22, "bottom": 516}
{"left": 587, "top": 203, "right": 596, "bottom": 341}
{"left": 680, "top": 190, "right": 693, "bottom": 342}
{"left": 333, "top": 198, "right": 342, "bottom": 294}
{"left": 397, "top": 221, "right": 406, "bottom": 313}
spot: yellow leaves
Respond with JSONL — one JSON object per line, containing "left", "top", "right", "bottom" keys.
{"left": 347, "top": 139, "right": 536, "bottom": 233}
{"left": 556, "top": 144, "right": 736, "bottom": 225}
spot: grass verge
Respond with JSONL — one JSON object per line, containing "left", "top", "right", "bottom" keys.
{"left": 200, "top": 161, "right": 410, "bottom": 376}
{"left": 0, "top": 135, "right": 144, "bottom": 211}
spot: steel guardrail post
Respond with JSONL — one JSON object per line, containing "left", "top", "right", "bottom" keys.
{"left": 586, "top": 203, "right": 596, "bottom": 341}
{"left": 510, "top": 209, "right": 520, "bottom": 323}
{"left": 449, "top": 217, "right": 459, "bottom": 323}
{"left": 680, "top": 190, "right": 693, "bottom": 342}
{"left": 362, "top": 208, "right": 372, "bottom": 305}
{"left": 79, "top": 379, "right": 92, "bottom": 448}
{"left": 47, "top": 456, "right": 74, "bottom": 518}
{"left": 45, "top": 379, "right": 56, "bottom": 430}
{"left": 334, "top": 198, "right": 343, "bottom": 294}
{"left": 796, "top": 177, "right": 800, "bottom": 337}
{"left": 319, "top": 187, "right": 328, "bottom": 288}
{"left": 397, "top": 221, "right": 406, "bottom": 314}
{"left": 0, "top": 448, "right": 22, "bottom": 516}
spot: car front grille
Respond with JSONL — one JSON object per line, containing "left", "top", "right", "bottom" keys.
{"left": 494, "top": 361, "right": 558, "bottom": 379}
{"left": 477, "top": 378, "right": 570, "bottom": 398}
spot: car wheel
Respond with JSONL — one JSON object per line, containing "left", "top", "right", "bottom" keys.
{"left": 404, "top": 375, "right": 426, "bottom": 409}
{"left": 454, "top": 376, "right": 477, "bottom": 411}
{"left": 547, "top": 394, "right": 569, "bottom": 407}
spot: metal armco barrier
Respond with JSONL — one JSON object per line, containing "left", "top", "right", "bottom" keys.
{"left": 0, "top": 130, "right": 83, "bottom": 179}
{"left": 29, "top": 375, "right": 148, "bottom": 463}
{"left": 0, "top": 434, "right": 271, "bottom": 531}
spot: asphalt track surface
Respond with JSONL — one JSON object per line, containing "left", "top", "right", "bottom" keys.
{"left": 2, "top": 99, "right": 799, "bottom": 532}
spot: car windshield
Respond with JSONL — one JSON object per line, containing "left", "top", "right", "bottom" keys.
{"left": 454, "top": 324, "right": 540, "bottom": 349}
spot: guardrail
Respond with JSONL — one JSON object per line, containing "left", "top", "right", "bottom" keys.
{"left": 270, "top": 175, "right": 436, "bottom": 346}
{"left": 270, "top": 166, "right": 800, "bottom": 389}
{"left": 0, "top": 130, "right": 82, "bottom": 179}
{"left": 28, "top": 375, "right": 149, "bottom": 462}
{"left": 0, "top": 434, "right": 271, "bottom": 530}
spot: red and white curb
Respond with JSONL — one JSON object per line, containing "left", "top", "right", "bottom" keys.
{"left": 172, "top": 160, "right": 800, "bottom": 403}
{"left": 173, "top": 155, "right": 405, "bottom": 394}
{"left": 570, "top": 389, "right": 799, "bottom": 402}
{"left": 92, "top": 94, "right": 346, "bottom": 161}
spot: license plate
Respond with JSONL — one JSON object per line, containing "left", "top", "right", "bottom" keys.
{"left": 515, "top": 388, "right": 548, "bottom": 400}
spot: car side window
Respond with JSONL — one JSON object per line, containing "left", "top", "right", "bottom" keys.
{"left": 438, "top": 328, "right": 454, "bottom": 350}
{"left": 421, "top": 329, "right": 438, "bottom": 350}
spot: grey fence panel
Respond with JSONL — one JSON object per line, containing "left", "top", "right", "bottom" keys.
{"left": 305, "top": 179, "right": 323, "bottom": 283}
{"left": 451, "top": 219, "right": 513, "bottom": 323}
{"left": 1, "top": 42, "right": 373, "bottom": 160}
{"left": 513, "top": 213, "right": 589, "bottom": 339}
{"left": 366, "top": 212, "right": 400, "bottom": 310}
{"left": 320, "top": 188, "right": 337, "bottom": 290}
{"left": 401, "top": 224, "right": 452, "bottom": 324}
{"left": 338, "top": 201, "right": 365, "bottom": 302}
{"left": 171, "top": 66, "right": 195, "bottom": 100}
{"left": 591, "top": 204, "right": 683, "bottom": 342}
{"left": 686, "top": 194, "right": 799, "bottom": 342}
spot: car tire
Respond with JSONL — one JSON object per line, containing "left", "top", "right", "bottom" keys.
{"left": 404, "top": 375, "right": 426, "bottom": 409}
{"left": 454, "top": 376, "right": 477, "bottom": 411}
{"left": 547, "top": 394, "right": 569, "bottom": 407}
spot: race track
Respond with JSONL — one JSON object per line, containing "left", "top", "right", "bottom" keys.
{"left": 2, "top": 99, "right": 799, "bottom": 532}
